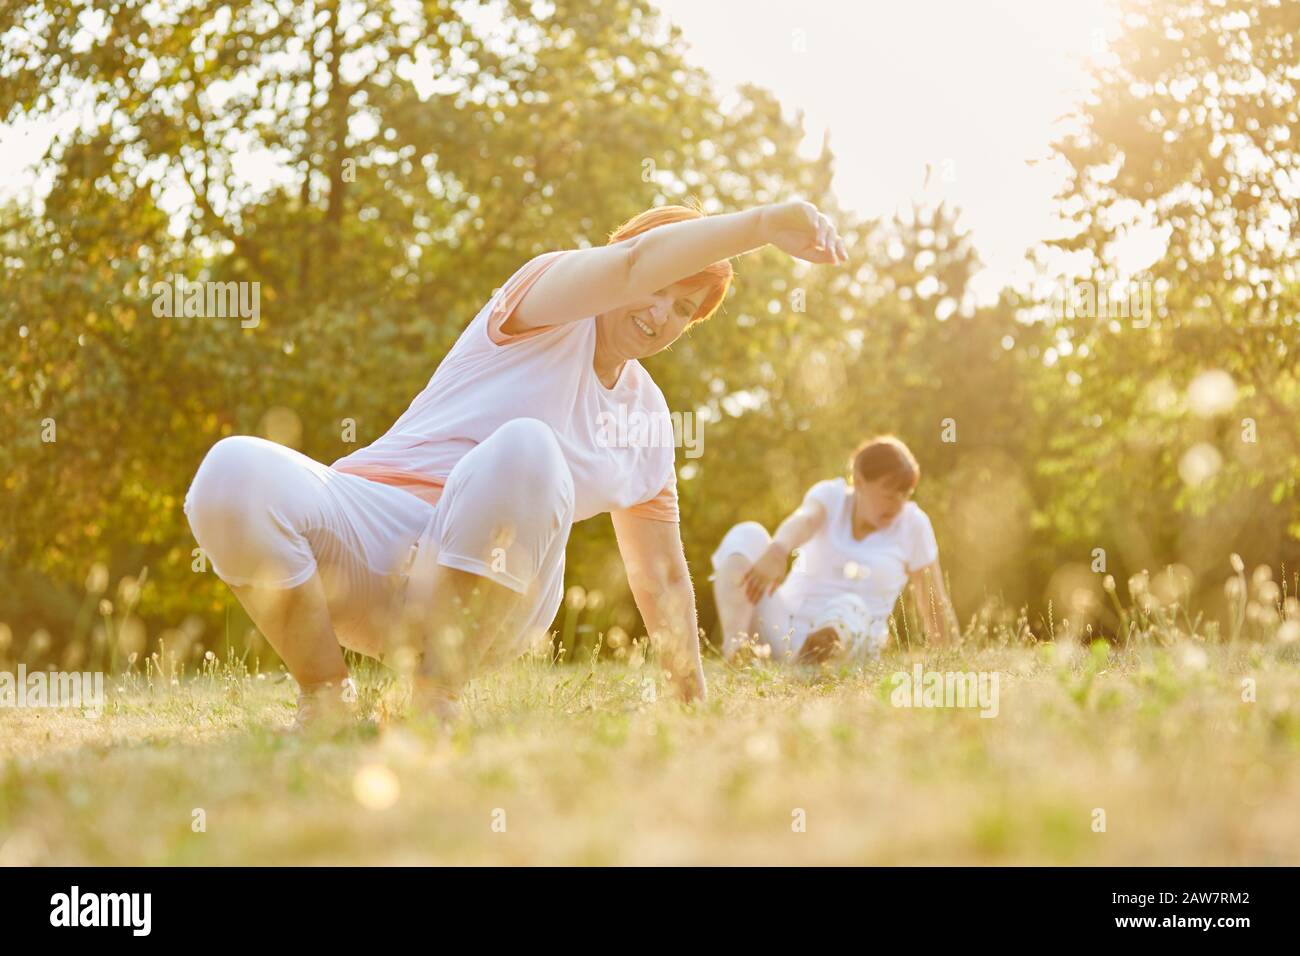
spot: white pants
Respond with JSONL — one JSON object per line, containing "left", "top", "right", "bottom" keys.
{"left": 710, "top": 521, "right": 888, "bottom": 662}
{"left": 184, "top": 418, "right": 575, "bottom": 664}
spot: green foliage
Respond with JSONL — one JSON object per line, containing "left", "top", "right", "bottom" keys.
{"left": 1041, "top": 0, "right": 1300, "bottom": 593}
{"left": 1, "top": 0, "right": 1296, "bottom": 662}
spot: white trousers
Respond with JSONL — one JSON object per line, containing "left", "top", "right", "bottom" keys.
{"left": 710, "top": 521, "right": 888, "bottom": 662}
{"left": 184, "top": 418, "right": 575, "bottom": 664}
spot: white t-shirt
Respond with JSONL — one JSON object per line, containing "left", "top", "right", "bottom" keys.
{"left": 780, "top": 478, "right": 940, "bottom": 625}
{"left": 332, "top": 251, "right": 679, "bottom": 523}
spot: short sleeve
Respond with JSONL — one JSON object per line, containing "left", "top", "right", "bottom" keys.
{"left": 486, "top": 250, "right": 573, "bottom": 345}
{"left": 619, "top": 467, "right": 679, "bottom": 523}
{"left": 904, "top": 504, "right": 940, "bottom": 572}
{"left": 801, "top": 478, "right": 845, "bottom": 520}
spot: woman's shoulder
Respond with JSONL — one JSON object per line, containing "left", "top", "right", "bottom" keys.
{"left": 899, "top": 501, "right": 939, "bottom": 549}
{"left": 804, "top": 477, "right": 849, "bottom": 513}
{"left": 899, "top": 500, "right": 940, "bottom": 568}
{"left": 901, "top": 500, "right": 934, "bottom": 526}
{"left": 474, "top": 249, "right": 592, "bottom": 349}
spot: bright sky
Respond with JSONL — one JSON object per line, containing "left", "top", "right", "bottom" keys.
{"left": 0, "top": 0, "right": 1145, "bottom": 297}
{"left": 650, "top": 0, "right": 1127, "bottom": 299}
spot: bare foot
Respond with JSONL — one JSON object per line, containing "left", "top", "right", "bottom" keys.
{"left": 408, "top": 678, "right": 463, "bottom": 727}
{"left": 796, "top": 627, "right": 843, "bottom": 665}
{"left": 290, "top": 676, "right": 361, "bottom": 734}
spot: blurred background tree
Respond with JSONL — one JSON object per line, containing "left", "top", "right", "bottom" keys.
{"left": 1, "top": 0, "right": 1295, "bottom": 665}
{"left": 1040, "top": 0, "right": 1299, "bottom": 626}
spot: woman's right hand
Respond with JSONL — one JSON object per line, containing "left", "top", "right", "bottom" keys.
{"left": 742, "top": 542, "right": 792, "bottom": 604}
{"left": 761, "top": 200, "right": 849, "bottom": 265}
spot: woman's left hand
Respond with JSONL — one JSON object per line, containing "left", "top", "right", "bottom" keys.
{"left": 742, "top": 542, "right": 791, "bottom": 603}
{"left": 761, "top": 200, "right": 849, "bottom": 265}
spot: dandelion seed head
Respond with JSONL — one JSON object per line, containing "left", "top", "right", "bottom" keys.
{"left": 85, "top": 563, "right": 109, "bottom": 594}
{"left": 1128, "top": 571, "right": 1149, "bottom": 597}
{"left": 117, "top": 576, "right": 140, "bottom": 604}
{"left": 566, "top": 586, "right": 587, "bottom": 611}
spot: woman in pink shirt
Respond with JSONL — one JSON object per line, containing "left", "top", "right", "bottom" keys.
{"left": 185, "top": 200, "right": 848, "bottom": 727}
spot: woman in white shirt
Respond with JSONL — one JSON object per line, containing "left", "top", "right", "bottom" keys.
{"left": 185, "top": 199, "right": 849, "bottom": 726}
{"left": 711, "top": 436, "right": 956, "bottom": 663}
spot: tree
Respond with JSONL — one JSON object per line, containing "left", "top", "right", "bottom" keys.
{"left": 0, "top": 0, "right": 844, "bottom": 651}
{"left": 1043, "top": 0, "right": 1299, "bottom": 600}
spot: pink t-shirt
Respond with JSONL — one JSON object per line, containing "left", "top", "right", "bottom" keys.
{"left": 332, "top": 251, "right": 679, "bottom": 523}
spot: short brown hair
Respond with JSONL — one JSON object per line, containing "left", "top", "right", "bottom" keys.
{"left": 606, "top": 202, "right": 733, "bottom": 325}
{"left": 851, "top": 435, "right": 920, "bottom": 492}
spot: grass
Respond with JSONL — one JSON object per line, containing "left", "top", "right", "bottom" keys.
{"left": 2, "top": 611, "right": 1299, "bottom": 865}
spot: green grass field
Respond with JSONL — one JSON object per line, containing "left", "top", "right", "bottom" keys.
{"left": 3, "top": 626, "right": 1298, "bottom": 866}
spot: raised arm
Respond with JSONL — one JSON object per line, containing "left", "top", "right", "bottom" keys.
{"left": 510, "top": 200, "right": 849, "bottom": 330}
{"left": 741, "top": 497, "right": 829, "bottom": 604}
{"left": 610, "top": 509, "right": 705, "bottom": 704}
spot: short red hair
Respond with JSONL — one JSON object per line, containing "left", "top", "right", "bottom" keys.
{"left": 607, "top": 202, "right": 733, "bottom": 325}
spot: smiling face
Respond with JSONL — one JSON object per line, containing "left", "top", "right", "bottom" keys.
{"left": 594, "top": 282, "right": 712, "bottom": 362}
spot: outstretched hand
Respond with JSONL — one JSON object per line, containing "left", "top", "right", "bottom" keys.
{"left": 742, "top": 542, "right": 791, "bottom": 603}
{"left": 763, "top": 200, "right": 849, "bottom": 265}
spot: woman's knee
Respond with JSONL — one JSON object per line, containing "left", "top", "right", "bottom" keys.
{"left": 436, "top": 420, "right": 576, "bottom": 588}
{"left": 483, "top": 418, "right": 575, "bottom": 516}
{"left": 710, "top": 520, "right": 771, "bottom": 573}
{"left": 185, "top": 436, "right": 266, "bottom": 529}
{"left": 184, "top": 436, "right": 316, "bottom": 585}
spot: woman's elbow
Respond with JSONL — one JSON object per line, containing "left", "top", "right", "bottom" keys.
{"left": 620, "top": 236, "right": 647, "bottom": 290}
